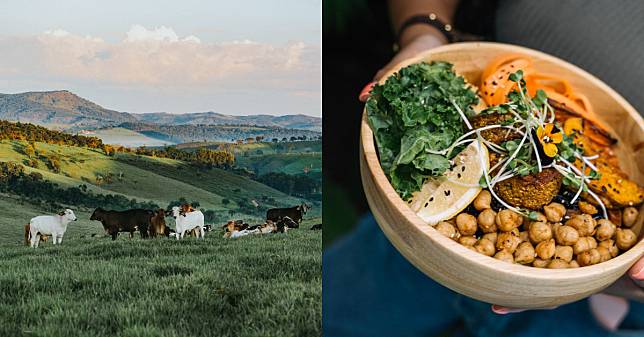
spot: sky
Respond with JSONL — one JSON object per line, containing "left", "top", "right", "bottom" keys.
{"left": 0, "top": 0, "right": 321, "bottom": 116}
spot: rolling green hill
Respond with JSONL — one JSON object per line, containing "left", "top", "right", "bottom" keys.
{"left": 0, "top": 139, "right": 316, "bottom": 221}
{"left": 177, "top": 140, "right": 322, "bottom": 176}
{"left": 235, "top": 153, "right": 322, "bottom": 176}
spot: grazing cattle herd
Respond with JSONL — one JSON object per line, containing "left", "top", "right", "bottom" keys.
{"left": 24, "top": 203, "right": 317, "bottom": 248}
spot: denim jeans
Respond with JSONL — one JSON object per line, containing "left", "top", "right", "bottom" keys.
{"left": 323, "top": 214, "right": 644, "bottom": 337}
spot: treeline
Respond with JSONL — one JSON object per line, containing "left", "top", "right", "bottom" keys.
{"left": 131, "top": 146, "right": 234, "bottom": 168}
{"left": 0, "top": 120, "right": 103, "bottom": 148}
{"left": 0, "top": 162, "right": 158, "bottom": 212}
{"left": 256, "top": 172, "right": 321, "bottom": 199}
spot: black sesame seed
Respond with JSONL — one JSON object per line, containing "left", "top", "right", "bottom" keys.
{"left": 444, "top": 190, "right": 451, "bottom": 196}
{"left": 492, "top": 81, "right": 497, "bottom": 85}
{"left": 429, "top": 197, "right": 434, "bottom": 202}
{"left": 424, "top": 202, "right": 429, "bottom": 207}
{"left": 457, "top": 173, "right": 462, "bottom": 179}
{"left": 601, "top": 186, "right": 608, "bottom": 193}
{"left": 461, "top": 166, "right": 466, "bottom": 172}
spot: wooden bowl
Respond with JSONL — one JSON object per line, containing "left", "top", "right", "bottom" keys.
{"left": 360, "top": 42, "right": 644, "bottom": 308}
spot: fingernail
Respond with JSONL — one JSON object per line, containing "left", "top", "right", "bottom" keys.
{"left": 491, "top": 305, "right": 509, "bottom": 314}
{"left": 492, "top": 305, "right": 526, "bottom": 315}
{"left": 359, "top": 82, "right": 376, "bottom": 102}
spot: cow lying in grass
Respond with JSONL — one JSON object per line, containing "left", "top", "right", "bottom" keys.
{"left": 27, "top": 209, "right": 77, "bottom": 248}
{"left": 222, "top": 218, "right": 290, "bottom": 238}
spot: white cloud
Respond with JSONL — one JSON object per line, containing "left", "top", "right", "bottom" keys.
{"left": 0, "top": 25, "right": 320, "bottom": 115}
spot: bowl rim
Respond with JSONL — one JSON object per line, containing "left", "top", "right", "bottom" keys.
{"left": 360, "top": 41, "right": 644, "bottom": 280}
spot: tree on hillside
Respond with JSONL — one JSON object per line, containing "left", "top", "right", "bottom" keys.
{"left": 24, "top": 144, "right": 35, "bottom": 158}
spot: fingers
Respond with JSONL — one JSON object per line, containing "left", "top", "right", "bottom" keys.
{"left": 491, "top": 304, "right": 558, "bottom": 315}
{"left": 358, "top": 82, "right": 377, "bottom": 103}
{"left": 627, "top": 257, "right": 644, "bottom": 281}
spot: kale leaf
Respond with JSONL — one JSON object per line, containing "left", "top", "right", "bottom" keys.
{"left": 366, "top": 61, "right": 478, "bottom": 200}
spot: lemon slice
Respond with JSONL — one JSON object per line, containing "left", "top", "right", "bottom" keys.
{"left": 408, "top": 140, "right": 489, "bottom": 225}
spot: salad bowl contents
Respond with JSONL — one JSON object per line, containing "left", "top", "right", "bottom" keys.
{"left": 360, "top": 42, "right": 644, "bottom": 308}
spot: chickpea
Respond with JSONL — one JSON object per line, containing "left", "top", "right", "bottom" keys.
{"left": 533, "top": 258, "right": 550, "bottom": 268}
{"left": 554, "top": 245, "right": 573, "bottom": 262}
{"left": 598, "top": 239, "right": 619, "bottom": 258}
{"left": 544, "top": 202, "right": 566, "bottom": 222}
{"left": 514, "top": 241, "right": 535, "bottom": 264}
{"left": 622, "top": 207, "right": 639, "bottom": 227}
{"left": 496, "top": 229, "right": 522, "bottom": 253}
{"left": 554, "top": 225, "right": 579, "bottom": 246}
{"left": 547, "top": 259, "right": 569, "bottom": 269}
{"left": 568, "top": 260, "right": 580, "bottom": 268}
{"left": 529, "top": 222, "right": 552, "bottom": 244}
{"left": 477, "top": 209, "right": 497, "bottom": 233}
{"left": 578, "top": 201, "right": 598, "bottom": 215}
{"left": 597, "top": 246, "right": 612, "bottom": 263}
{"left": 565, "top": 214, "right": 596, "bottom": 237}
{"left": 481, "top": 232, "right": 498, "bottom": 245}
{"left": 459, "top": 236, "right": 478, "bottom": 247}
{"left": 573, "top": 237, "right": 597, "bottom": 255}
{"left": 494, "top": 250, "right": 514, "bottom": 263}
{"left": 496, "top": 209, "right": 523, "bottom": 232}
{"left": 473, "top": 190, "right": 492, "bottom": 211}
{"left": 474, "top": 238, "right": 496, "bottom": 257}
{"left": 530, "top": 212, "right": 547, "bottom": 223}
{"left": 435, "top": 221, "right": 459, "bottom": 240}
{"left": 615, "top": 228, "right": 637, "bottom": 251}
{"left": 456, "top": 213, "right": 478, "bottom": 236}
{"left": 519, "top": 231, "right": 529, "bottom": 243}
{"left": 595, "top": 219, "right": 616, "bottom": 242}
{"left": 535, "top": 239, "right": 555, "bottom": 260}
{"left": 577, "top": 248, "right": 601, "bottom": 266}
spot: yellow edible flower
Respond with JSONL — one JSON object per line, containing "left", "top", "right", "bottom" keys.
{"left": 537, "top": 123, "right": 563, "bottom": 157}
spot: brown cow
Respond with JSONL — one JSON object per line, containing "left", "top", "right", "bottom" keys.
{"left": 148, "top": 209, "right": 167, "bottom": 238}
{"left": 23, "top": 223, "right": 49, "bottom": 246}
{"left": 179, "top": 204, "right": 195, "bottom": 216}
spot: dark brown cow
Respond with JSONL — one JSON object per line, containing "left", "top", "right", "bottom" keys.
{"left": 266, "top": 203, "right": 310, "bottom": 226}
{"left": 90, "top": 208, "right": 153, "bottom": 240}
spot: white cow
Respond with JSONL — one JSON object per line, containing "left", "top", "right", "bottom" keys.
{"left": 171, "top": 206, "right": 205, "bottom": 239}
{"left": 29, "top": 209, "right": 77, "bottom": 248}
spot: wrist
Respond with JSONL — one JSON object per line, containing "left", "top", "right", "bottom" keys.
{"left": 398, "top": 24, "right": 449, "bottom": 50}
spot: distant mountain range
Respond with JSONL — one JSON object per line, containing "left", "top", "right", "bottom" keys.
{"left": 134, "top": 112, "right": 321, "bottom": 131}
{"left": 0, "top": 90, "right": 321, "bottom": 131}
{"left": 117, "top": 122, "right": 321, "bottom": 144}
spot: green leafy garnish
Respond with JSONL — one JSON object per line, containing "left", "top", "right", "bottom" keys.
{"left": 366, "top": 61, "right": 478, "bottom": 199}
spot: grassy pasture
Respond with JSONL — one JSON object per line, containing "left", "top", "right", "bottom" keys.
{"left": 0, "top": 140, "right": 313, "bottom": 219}
{"left": 0, "top": 196, "right": 322, "bottom": 337}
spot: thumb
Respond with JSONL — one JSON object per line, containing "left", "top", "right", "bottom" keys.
{"left": 628, "top": 257, "right": 644, "bottom": 282}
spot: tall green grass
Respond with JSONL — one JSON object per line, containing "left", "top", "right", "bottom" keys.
{"left": 0, "top": 197, "right": 322, "bottom": 337}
